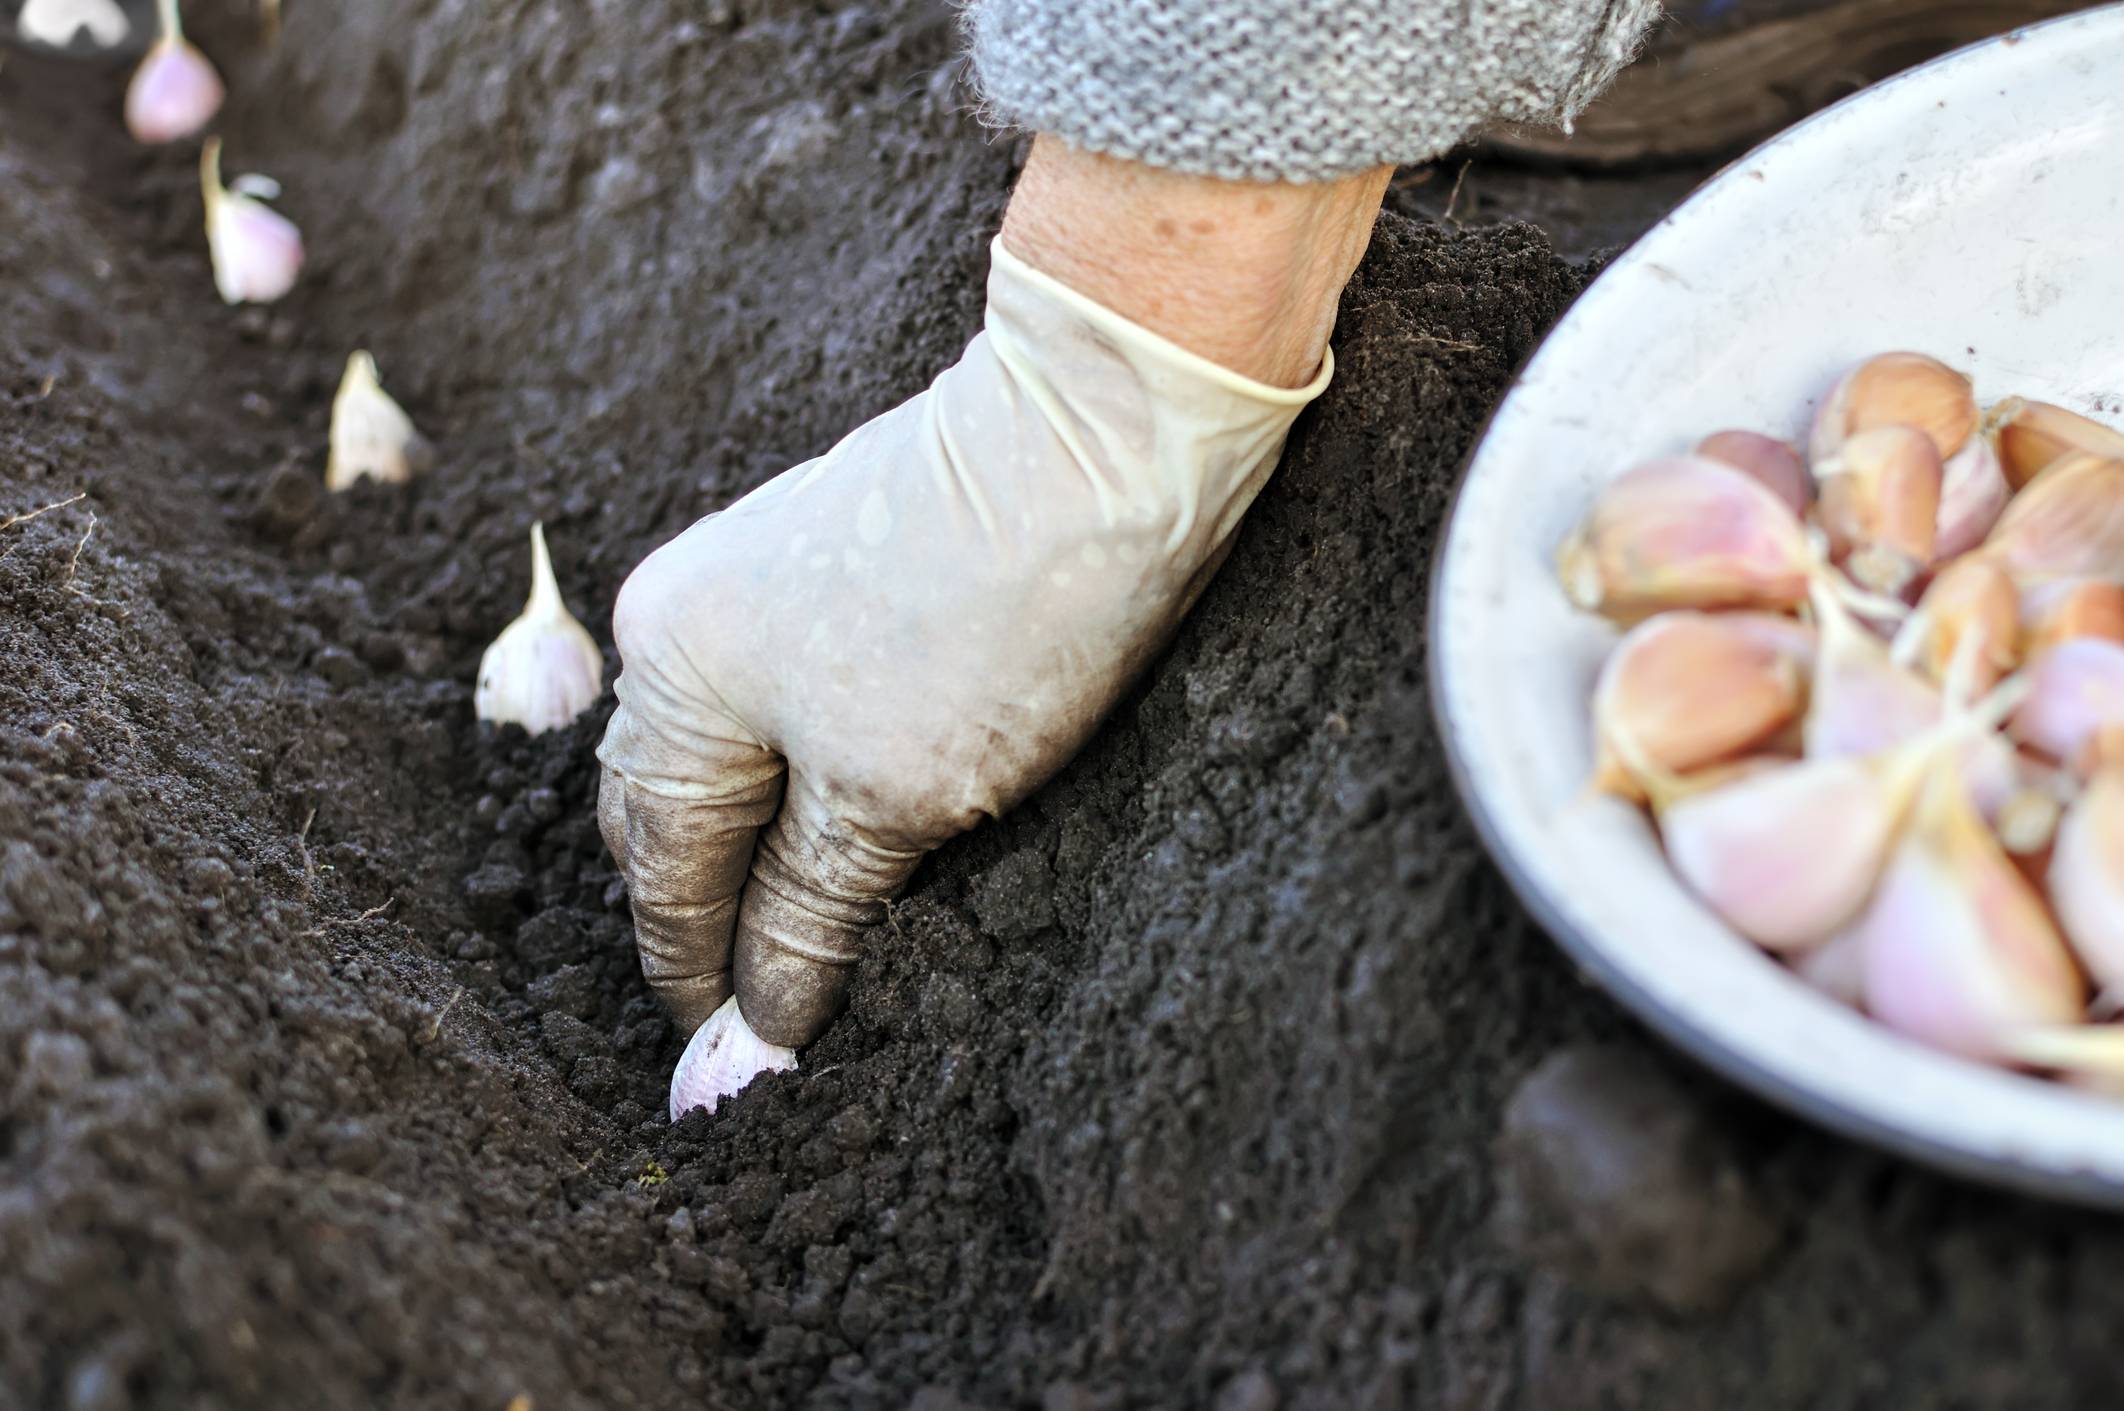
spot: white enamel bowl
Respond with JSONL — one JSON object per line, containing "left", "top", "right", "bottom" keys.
{"left": 1432, "top": 6, "right": 2124, "bottom": 1203}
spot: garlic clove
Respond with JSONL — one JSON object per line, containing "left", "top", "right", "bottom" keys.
{"left": 669, "top": 994, "right": 797, "bottom": 1120}
{"left": 1982, "top": 452, "right": 2124, "bottom": 585}
{"left": 200, "top": 138, "right": 304, "bottom": 305}
{"left": 1931, "top": 435, "right": 2011, "bottom": 562}
{"left": 2050, "top": 767, "right": 2124, "bottom": 992}
{"left": 1893, "top": 556, "right": 2019, "bottom": 695}
{"left": 1992, "top": 397, "right": 2124, "bottom": 492}
{"left": 1810, "top": 351, "right": 1978, "bottom": 465}
{"left": 475, "top": 523, "right": 605, "bottom": 735}
{"left": 1814, "top": 425, "right": 1941, "bottom": 594}
{"left": 1590, "top": 611, "right": 1812, "bottom": 800}
{"left": 126, "top": 38, "right": 224, "bottom": 144}
{"left": 2009, "top": 637, "right": 2124, "bottom": 774}
{"left": 1803, "top": 575, "right": 1940, "bottom": 760}
{"left": 327, "top": 351, "right": 433, "bottom": 491}
{"left": 1556, "top": 456, "right": 1812, "bottom": 622}
{"left": 1659, "top": 754, "right": 1899, "bottom": 952}
{"left": 1856, "top": 767, "right": 2086, "bottom": 1063}
{"left": 2023, "top": 578, "right": 2124, "bottom": 659}
{"left": 1694, "top": 429, "right": 1813, "bottom": 515}
{"left": 1792, "top": 922, "right": 1868, "bottom": 1008}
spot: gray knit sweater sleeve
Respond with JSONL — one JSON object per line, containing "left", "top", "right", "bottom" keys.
{"left": 965, "top": 0, "right": 1660, "bottom": 183}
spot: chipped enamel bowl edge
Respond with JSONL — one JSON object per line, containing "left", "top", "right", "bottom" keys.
{"left": 1431, "top": 6, "right": 2124, "bottom": 1204}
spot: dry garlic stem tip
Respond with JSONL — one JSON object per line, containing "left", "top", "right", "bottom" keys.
{"left": 2024, "top": 579, "right": 2124, "bottom": 659}
{"left": 474, "top": 523, "right": 605, "bottom": 736}
{"left": 1993, "top": 397, "right": 2124, "bottom": 492}
{"left": 1590, "top": 612, "right": 1811, "bottom": 800}
{"left": 125, "top": 0, "right": 224, "bottom": 145}
{"left": 327, "top": 351, "right": 432, "bottom": 491}
{"left": 1897, "top": 557, "right": 2019, "bottom": 692}
{"left": 1694, "top": 430, "right": 1813, "bottom": 514}
{"left": 1660, "top": 755, "right": 1897, "bottom": 952}
{"left": 1997, "top": 1025, "right": 2124, "bottom": 1094}
{"left": 200, "top": 139, "right": 305, "bottom": 306}
{"left": 1810, "top": 351, "right": 1978, "bottom": 465}
{"left": 2050, "top": 769, "right": 2124, "bottom": 994}
{"left": 1802, "top": 573, "right": 1940, "bottom": 760}
{"left": 1814, "top": 426, "right": 1940, "bottom": 594}
{"left": 1555, "top": 456, "right": 1811, "bottom": 621}
{"left": 2010, "top": 638, "right": 2124, "bottom": 774}
{"left": 1933, "top": 435, "right": 2011, "bottom": 562}
{"left": 669, "top": 995, "right": 798, "bottom": 1120}
{"left": 1983, "top": 452, "right": 2124, "bottom": 584}
{"left": 1856, "top": 769, "right": 2086, "bottom": 1062}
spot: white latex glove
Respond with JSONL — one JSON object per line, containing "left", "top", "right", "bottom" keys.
{"left": 597, "top": 235, "right": 1329, "bottom": 1116}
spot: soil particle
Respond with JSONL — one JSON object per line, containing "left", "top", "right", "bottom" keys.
{"left": 1496, "top": 1046, "right": 1782, "bottom": 1314}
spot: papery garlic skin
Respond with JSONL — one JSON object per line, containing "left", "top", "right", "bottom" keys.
{"left": 2010, "top": 637, "right": 2124, "bottom": 773}
{"left": 1556, "top": 457, "right": 1811, "bottom": 622}
{"left": 669, "top": 994, "right": 797, "bottom": 1120}
{"left": 1814, "top": 425, "right": 1940, "bottom": 593}
{"left": 1896, "top": 557, "right": 2019, "bottom": 695}
{"left": 1932, "top": 437, "right": 2011, "bottom": 562}
{"left": 1591, "top": 611, "right": 1812, "bottom": 799}
{"left": 2023, "top": 579, "right": 2124, "bottom": 659}
{"left": 1858, "top": 771, "right": 2085, "bottom": 1062}
{"left": 1695, "top": 430, "right": 1812, "bottom": 515}
{"left": 1993, "top": 397, "right": 2124, "bottom": 492}
{"left": 327, "top": 351, "right": 432, "bottom": 490}
{"left": 201, "top": 139, "right": 304, "bottom": 305}
{"left": 2052, "top": 769, "right": 2124, "bottom": 992}
{"left": 1983, "top": 452, "right": 2124, "bottom": 585}
{"left": 475, "top": 523, "right": 605, "bottom": 735}
{"left": 1810, "top": 352, "right": 1977, "bottom": 466}
{"left": 1661, "top": 755, "right": 1898, "bottom": 952}
{"left": 124, "top": 0, "right": 222, "bottom": 144}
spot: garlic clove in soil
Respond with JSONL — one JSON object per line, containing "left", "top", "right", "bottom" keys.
{"left": 1893, "top": 556, "right": 2019, "bottom": 695}
{"left": 1932, "top": 435, "right": 2011, "bottom": 563}
{"left": 475, "top": 523, "right": 604, "bottom": 735}
{"left": 1590, "top": 611, "right": 1812, "bottom": 801}
{"left": 1556, "top": 456, "right": 1812, "bottom": 622}
{"left": 1856, "top": 766, "right": 2086, "bottom": 1063}
{"left": 669, "top": 994, "right": 797, "bottom": 1120}
{"left": 1694, "top": 429, "right": 1813, "bottom": 515}
{"left": 200, "top": 138, "right": 304, "bottom": 305}
{"left": 1993, "top": 397, "right": 2124, "bottom": 492}
{"left": 125, "top": 0, "right": 223, "bottom": 144}
{"left": 1809, "top": 351, "right": 1978, "bottom": 466}
{"left": 327, "top": 351, "right": 433, "bottom": 491}
{"left": 2023, "top": 579, "right": 2124, "bottom": 659}
{"left": 1813, "top": 425, "right": 1941, "bottom": 594}
{"left": 1981, "top": 451, "right": 2124, "bottom": 585}
{"left": 2009, "top": 637, "right": 2124, "bottom": 775}
{"left": 2049, "top": 767, "right": 2124, "bottom": 991}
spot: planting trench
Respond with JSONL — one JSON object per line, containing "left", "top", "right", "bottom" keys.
{"left": 3, "top": 2, "right": 2124, "bottom": 1408}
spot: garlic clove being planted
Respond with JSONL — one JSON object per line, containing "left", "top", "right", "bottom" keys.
{"left": 1982, "top": 452, "right": 2124, "bottom": 585}
{"left": 1590, "top": 611, "right": 1812, "bottom": 801}
{"left": 669, "top": 994, "right": 797, "bottom": 1120}
{"left": 1810, "top": 351, "right": 1978, "bottom": 466}
{"left": 125, "top": 0, "right": 224, "bottom": 144}
{"left": 1993, "top": 397, "right": 2124, "bottom": 492}
{"left": 475, "top": 523, "right": 605, "bottom": 735}
{"left": 2050, "top": 767, "right": 2124, "bottom": 991}
{"left": 1893, "top": 556, "right": 2019, "bottom": 695}
{"left": 1695, "top": 430, "right": 1813, "bottom": 515}
{"left": 2010, "top": 637, "right": 2124, "bottom": 775}
{"left": 1932, "top": 435, "right": 2012, "bottom": 563}
{"left": 1813, "top": 425, "right": 1941, "bottom": 594}
{"left": 327, "top": 351, "right": 433, "bottom": 491}
{"left": 1556, "top": 456, "right": 1812, "bottom": 622}
{"left": 200, "top": 138, "right": 303, "bottom": 305}
{"left": 1856, "top": 766, "right": 2086, "bottom": 1063}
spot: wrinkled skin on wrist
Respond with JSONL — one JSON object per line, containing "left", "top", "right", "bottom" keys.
{"left": 597, "top": 138, "right": 1389, "bottom": 1074}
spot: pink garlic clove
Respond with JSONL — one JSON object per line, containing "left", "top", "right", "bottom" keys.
{"left": 1803, "top": 576, "right": 1939, "bottom": 760}
{"left": 1932, "top": 436, "right": 2012, "bottom": 562}
{"left": 1810, "top": 352, "right": 1978, "bottom": 465}
{"left": 200, "top": 139, "right": 305, "bottom": 305}
{"left": 2051, "top": 768, "right": 2124, "bottom": 993}
{"left": 125, "top": 36, "right": 224, "bottom": 144}
{"left": 1694, "top": 429, "right": 1813, "bottom": 515}
{"left": 669, "top": 994, "right": 798, "bottom": 1120}
{"left": 2009, "top": 637, "right": 2124, "bottom": 774}
{"left": 1814, "top": 425, "right": 1941, "bottom": 594}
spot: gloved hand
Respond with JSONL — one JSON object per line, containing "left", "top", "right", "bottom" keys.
{"left": 598, "top": 137, "right": 1389, "bottom": 1118}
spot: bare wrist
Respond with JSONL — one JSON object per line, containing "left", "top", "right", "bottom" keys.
{"left": 998, "top": 136, "right": 1390, "bottom": 389}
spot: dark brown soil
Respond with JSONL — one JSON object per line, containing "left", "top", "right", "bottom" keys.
{"left": 3, "top": 4, "right": 2120, "bottom": 1410}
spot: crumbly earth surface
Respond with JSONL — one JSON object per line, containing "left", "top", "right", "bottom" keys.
{"left": 1, "top": 4, "right": 2118, "bottom": 1410}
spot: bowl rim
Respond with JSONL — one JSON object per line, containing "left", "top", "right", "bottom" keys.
{"left": 1427, "top": 2, "right": 2124, "bottom": 1208}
